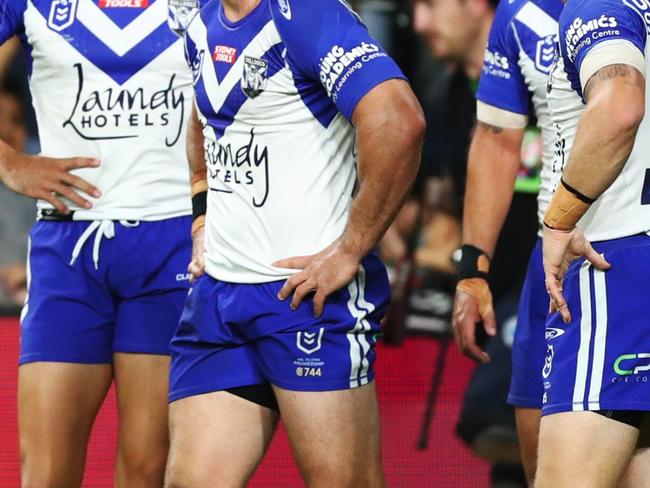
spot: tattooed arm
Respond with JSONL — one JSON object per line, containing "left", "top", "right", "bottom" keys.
{"left": 462, "top": 121, "right": 525, "bottom": 257}
{"left": 562, "top": 64, "right": 645, "bottom": 199}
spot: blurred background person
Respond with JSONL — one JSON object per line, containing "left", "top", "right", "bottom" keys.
{"left": 0, "top": 79, "right": 34, "bottom": 311}
{"left": 410, "top": 0, "right": 541, "bottom": 486}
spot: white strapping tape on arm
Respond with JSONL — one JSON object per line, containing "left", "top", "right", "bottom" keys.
{"left": 476, "top": 100, "right": 528, "bottom": 130}
{"left": 580, "top": 40, "right": 646, "bottom": 93}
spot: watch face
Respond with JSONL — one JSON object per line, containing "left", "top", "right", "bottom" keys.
{"left": 168, "top": 0, "right": 200, "bottom": 37}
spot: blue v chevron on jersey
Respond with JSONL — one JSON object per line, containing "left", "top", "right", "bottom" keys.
{"left": 31, "top": 0, "right": 179, "bottom": 85}
{"left": 184, "top": 0, "right": 405, "bottom": 283}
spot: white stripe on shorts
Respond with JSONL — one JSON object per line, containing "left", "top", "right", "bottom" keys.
{"left": 346, "top": 266, "right": 373, "bottom": 388}
{"left": 572, "top": 262, "right": 593, "bottom": 411}
{"left": 588, "top": 268, "right": 608, "bottom": 410}
{"left": 20, "top": 237, "right": 32, "bottom": 324}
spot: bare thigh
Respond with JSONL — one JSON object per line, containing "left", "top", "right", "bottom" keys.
{"left": 114, "top": 353, "right": 171, "bottom": 488}
{"left": 19, "top": 362, "right": 112, "bottom": 488}
{"left": 515, "top": 407, "right": 540, "bottom": 486}
{"left": 274, "top": 382, "right": 385, "bottom": 488}
{"left": 165, "top": 390, "right": 279, "bottom": 488}
{"left": 536, "top": 411, "right": 638, "bottom": 488}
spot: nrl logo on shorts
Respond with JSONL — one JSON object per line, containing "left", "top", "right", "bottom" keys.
{"left": 535, "top": 35, "right": 556, "bottom": 74}
{"left": 168, "top": 0, "right": 200, "bottom": 37}
{"left": 48, "top": 0, "right": 78, "bottom": 32}
{"left": 296, "top": 328, "right": 324, "bottom": 355}
{"left": 241, "top": 56, "right": 269, "bottom": 99}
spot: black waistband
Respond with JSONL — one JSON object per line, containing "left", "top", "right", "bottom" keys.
{"left": 37, "top": 209, "right": 75, "bottom": 221}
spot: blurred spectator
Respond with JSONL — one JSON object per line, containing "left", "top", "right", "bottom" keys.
{"left": 407, "top": 0, "right": 539, "bottom": 487}
{"left": 0, "top": 83, "right": 35, "bottom": 310}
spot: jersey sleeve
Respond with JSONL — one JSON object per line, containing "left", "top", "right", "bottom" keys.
{"left": 271, "top": 0, "right": 406, "bottom": 121}
{"left": 476, "top": 0, "right": 530, "bottom": 125}
{"left": 561, "top": 0, "right": 646, "bottom": 91}
{"left": 0, "top": 0, "right": 25, "bottom": 43}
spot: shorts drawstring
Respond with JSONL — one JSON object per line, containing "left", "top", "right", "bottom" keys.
{"left": 69, "top": 220, "right": 140, "bottom": 270}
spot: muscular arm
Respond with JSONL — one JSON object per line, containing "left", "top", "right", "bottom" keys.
{"left": 463, "top": 123, "right": 525, "bottom": 257}
{"left": 275, "top": 78, "right": 425, "bottom": 316}
{"left": 0, "top": 36, "right": 18, "bottom": 81}
{"left": 452, "top": 121, "right": 523, "bottom": 363}
{"left": 344, "top": 78, "right": 426, "bottom": 257}
{"left": 542, "top": 63, "right": 643, "bottom": 323}
{"left": 562, "top": 64, "right": 645, "bottom": 199}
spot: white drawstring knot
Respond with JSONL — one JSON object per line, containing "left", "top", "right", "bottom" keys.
{"left": 69, "top": 220, "right": 140, "bottom": 270}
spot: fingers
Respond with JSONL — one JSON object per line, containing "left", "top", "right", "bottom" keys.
{"left": 482, "top": 308, "right": 497, "bottom": 337}
{"left": 546, "top": 273, "right": 571, "bottom": 324}
{"left": 277, "top": 272, "right": 304, "bottom": 301}
{"left": 52, "top": 183, "right": 92, "bottom": 209}
{"left": 290, "top": 280, "right": 316, "bottom": 311}
{"left": 583, "top": 243, "right": 611, "bottom": 271}
{"left": 452, "top": 291, "right": 490, "bottom": 364}
{"left": 272, "top": 255, "right": 312, "bottom": 270}
{"left": 313, "top": 290, "right": 326, "bottom": 318}
{"left": 457, "top": 319, "right": 490, "bottom": 364}
{"left": 61, "top": 173, "right": 102, "bottom": 199}
{"left": 41, "top": 191, "right": 69, "bottom": 214}
{"left": 60, "top": 157, "right": 100, "bottom": 171}
{"left": 187, "top": 256, "right": 205, "bottom": 283}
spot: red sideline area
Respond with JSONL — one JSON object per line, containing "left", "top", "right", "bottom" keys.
{"left": 0, "top": 317, "right": 489, "bottom": 486}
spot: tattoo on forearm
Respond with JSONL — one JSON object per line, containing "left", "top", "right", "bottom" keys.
{"left": 477, "top": 122, "right": 503, "bottom": 134}
{"left": 585, "top": 64, "right": 644, "bottom": 101}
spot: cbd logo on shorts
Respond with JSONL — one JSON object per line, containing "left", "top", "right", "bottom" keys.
{"left": 48, "top": 0, "right": 78, "bottom": 32}
{"left": 296, "top": 328, "right": 324, "bottom": 355}
{"left": 241, "top": 57, "right": 269, "bottom": 99}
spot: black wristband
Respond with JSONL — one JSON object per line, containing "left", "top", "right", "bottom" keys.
{"left": 192, "top": 191, "right": 207, "bottom": 221}
{"left": 457, "top": 244, "right": 490, "bottom": 281}
{"left": 561, "top": 178, "right": 596, "bottom": 204}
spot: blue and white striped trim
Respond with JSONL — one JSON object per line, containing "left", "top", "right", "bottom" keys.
{"left": 572, "top": 261, "right": 608, "bottom": 411}
{"left": 20, "top": 237, "right": 32, "bottom": 324}
{"left": 346, "top": 265, "right": 375, "bottom": 388}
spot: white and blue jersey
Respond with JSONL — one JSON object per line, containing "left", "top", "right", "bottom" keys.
{"left": 0, "top": 0, "right": 195, "bottom": 220}
{"left": 477, "top": 0, "right": 563, "bottom": 227}
{"left": 169, "top": 0, "right": 399, "bottom": 396}
{"left": 543, "top": 0, "right": 650, "bottom": 415}
{"left": 476, "top": 0, "right": 563, "bottom": 410}
{"left": 548, "top": 0, "right": 650, "bottom": 241}
{"left": 3, "top": 0, "right": 200, "bottom": 363}
{"left": 184, "top": 0, "right": 405, "bottom": 283}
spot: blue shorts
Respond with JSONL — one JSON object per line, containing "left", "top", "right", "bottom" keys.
{"left": 20, "top": 217, "right": 192, "bottom": 364}
{"left": 542, "top": 234, "right": 650, "bottom": 415}
{"left": 169, "top": 253, "right": 390, "bottom": 402}
{"left": 508, "top": 239, "right": 547, "bottom": 408}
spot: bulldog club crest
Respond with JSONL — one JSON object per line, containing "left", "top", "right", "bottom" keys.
{"left": 241, "top": 56, "right": 268, "bottom": 99}
{"left": 168, "top": 0, "right": 200, "bottom": 37}
{"left": 48, "top": 0, "right": 78, "bottom": 32}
